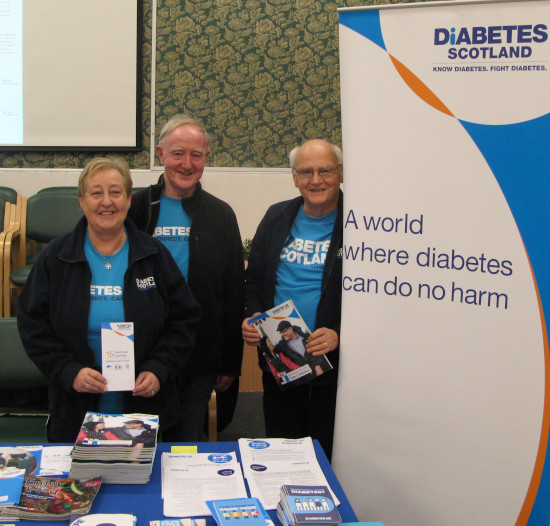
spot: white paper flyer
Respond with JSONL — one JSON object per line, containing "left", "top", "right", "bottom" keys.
{"left": 101, "top": 322, "right": 135, "bottom": 391}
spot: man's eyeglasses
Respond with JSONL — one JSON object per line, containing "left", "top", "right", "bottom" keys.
{"left": 294, "top": 165, "right": 341, "bottom": 180}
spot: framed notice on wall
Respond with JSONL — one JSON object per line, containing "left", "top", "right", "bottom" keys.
{"left": 0, "top": 0, "right": 142, "bottom": 150}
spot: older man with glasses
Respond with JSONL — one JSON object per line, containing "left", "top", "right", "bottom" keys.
{"left": 242, "top": 139, "right": 343, "bottom": 462}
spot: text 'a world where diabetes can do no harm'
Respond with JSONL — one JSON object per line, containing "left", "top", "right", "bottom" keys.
{"left": 342, "top": 210, "right": 513, "bottom": 310}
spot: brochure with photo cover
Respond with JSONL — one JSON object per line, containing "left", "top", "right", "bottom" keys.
{"left": 0, "top": 446, "right": 40, "bottom": 478}
{"left": 73, "top": 412, "right": 158, "bottom": 451}
{"left": 249, "top": 300, "right": 332, "bottom": 390}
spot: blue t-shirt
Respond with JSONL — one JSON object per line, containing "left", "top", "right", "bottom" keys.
{"left": 274, "top": 207, "right": 337, "bottom": 331}
{"left": 153, "top": 194, "right": 192, "bottom": 280}
{"left": 85, "top": 232, "right": 129, "bottom": 413}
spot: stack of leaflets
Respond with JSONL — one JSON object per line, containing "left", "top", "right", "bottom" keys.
{"left": 69, "top": 412, "right": 159, "bottom": 484}
{"left": 249, "top": 300, "right": 332, "bottom": 391}
{"left": 277, "top": 485, "right": 342, "bottom": 526}
{"left": 206, "top": 498, "right": 274, "bottom": 526}
{"left": 0, "top": 475, "right": 102, "bottom": 521}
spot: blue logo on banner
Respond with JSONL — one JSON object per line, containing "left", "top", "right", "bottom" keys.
{"left": 434, "top": 24, "right": 548, "bottom": 60}
{"left": 339, "top": 10, "right": 386, "bottom": 51}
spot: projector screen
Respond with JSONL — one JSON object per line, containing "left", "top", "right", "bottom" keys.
{"left": 0, "top": 0, "right": 141, "bottom": 150}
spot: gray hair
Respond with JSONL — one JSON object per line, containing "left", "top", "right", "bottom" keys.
{"left": 288, "top": 140, "right": 343, "bottom": 169}
{"left": 158, "top": 113, "right": 210, "bottom": 150}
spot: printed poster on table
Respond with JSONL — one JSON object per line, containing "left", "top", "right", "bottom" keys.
{"left": 335, "top": 1, "right": 550, "bottom": 525}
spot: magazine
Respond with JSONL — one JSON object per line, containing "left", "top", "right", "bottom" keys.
{"left": 249, "top": 300, "right": 332, "bottom": 390}
{"left": 0, "top": 475, "right": 102, "bottom": 520}
{"left": 73, "top": 412, "right": 158, "bottom": 450}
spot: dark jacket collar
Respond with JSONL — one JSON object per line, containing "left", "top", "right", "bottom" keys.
{"left": 58, "top": 216, "right": 159, "bottom": 264}
{"left": 153, "top": 174, "right": 204, "bottom": 218}
{"left": 281, "top": 189, "right": 343, "bottom": 222}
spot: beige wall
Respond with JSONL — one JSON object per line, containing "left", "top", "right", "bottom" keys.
{"left": 0, "top": 167, "right": 298, "bottom": 242}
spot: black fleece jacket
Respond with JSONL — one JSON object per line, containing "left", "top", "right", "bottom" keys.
{"left": 129, "top": 178, "right": 244, "bottom": 378}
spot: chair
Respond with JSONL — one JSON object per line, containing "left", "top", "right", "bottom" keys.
{"left": 4, "top": 192, "right": 83, "bottom": 316}
{"left": 0, "top": 186, "right": 20, "bottom": 234}
{"left": 0, "top": 186, "right": 17, "bottom": 206}
{"left": 0, "top": 317, "right": 49, "bottom": 416}
{"left": 1, "top": 193, "right": 26, "bottom": 317}
{"left": 0, "top": 197, "right": 6, "bottom": 317}
{"left": 0, "top": 196, "right": 5, "bottom": 234}
{"left": 208, "top": 390, "right": 217, "bottom": 441}
{"left": 37, "top": 186, "right": 78, "bottom": 196}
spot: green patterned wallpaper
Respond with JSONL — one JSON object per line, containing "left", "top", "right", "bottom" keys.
{"left": 0, "top": 0, "right": 419, "bottom": 170}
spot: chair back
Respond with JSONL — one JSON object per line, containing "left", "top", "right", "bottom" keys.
{"left": 0, "top": 186, "right": 17, "bottom": 205}
{"left": 0, "top": 317, "right": 48, "bottom": 390}
{"left": 0, "top": 196, "right": 5, "bottom": 232}
{"left": 26, "top": 192, "right": 83, "bottom": 243}
{"left": 38, "top": 186, "right": 79, "bottom": 196}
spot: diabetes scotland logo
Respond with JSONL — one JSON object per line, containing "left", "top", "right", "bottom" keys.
{"left": 433, "top": 23, "right": 548, "bottom": 70}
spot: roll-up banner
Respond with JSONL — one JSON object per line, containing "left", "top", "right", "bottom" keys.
{"left": 335, "top": 1, "right": 550, "bottom": 524}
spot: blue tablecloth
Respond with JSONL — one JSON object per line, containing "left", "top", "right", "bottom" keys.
{"left": 10, "top": 441, "right": 358, "bottom": 526}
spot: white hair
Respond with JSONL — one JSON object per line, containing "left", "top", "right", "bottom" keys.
{"left": 288, "top": 141, "right": 343, "bottom": 169}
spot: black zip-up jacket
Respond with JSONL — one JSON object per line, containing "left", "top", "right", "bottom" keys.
{"left": 17, "top": 217, "right": 201, "bottom": 442}
{"left": 244, "top": 191, "right": 343, "bottom": 386}
{"left": 129, "top": 178, "right": 244, "bottom": 377}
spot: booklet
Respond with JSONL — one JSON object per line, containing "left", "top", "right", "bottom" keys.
{"left": 279, "top": 485, "right": 341, "bottom": 525}
{"left": 101, "top": 322, "right": 135, "bottom": 391}
{"left": 206, "top": 498, "right": 272, "bottom": 526}
{"left": 249, "top": 300, "right": 332, "bottom": 390}
{"left": 0, "top": 468, "right": 25, "bottom": 508}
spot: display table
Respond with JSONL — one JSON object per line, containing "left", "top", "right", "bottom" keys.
{"left": 10, "top": 441, "right": 358, "bottom": 526}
